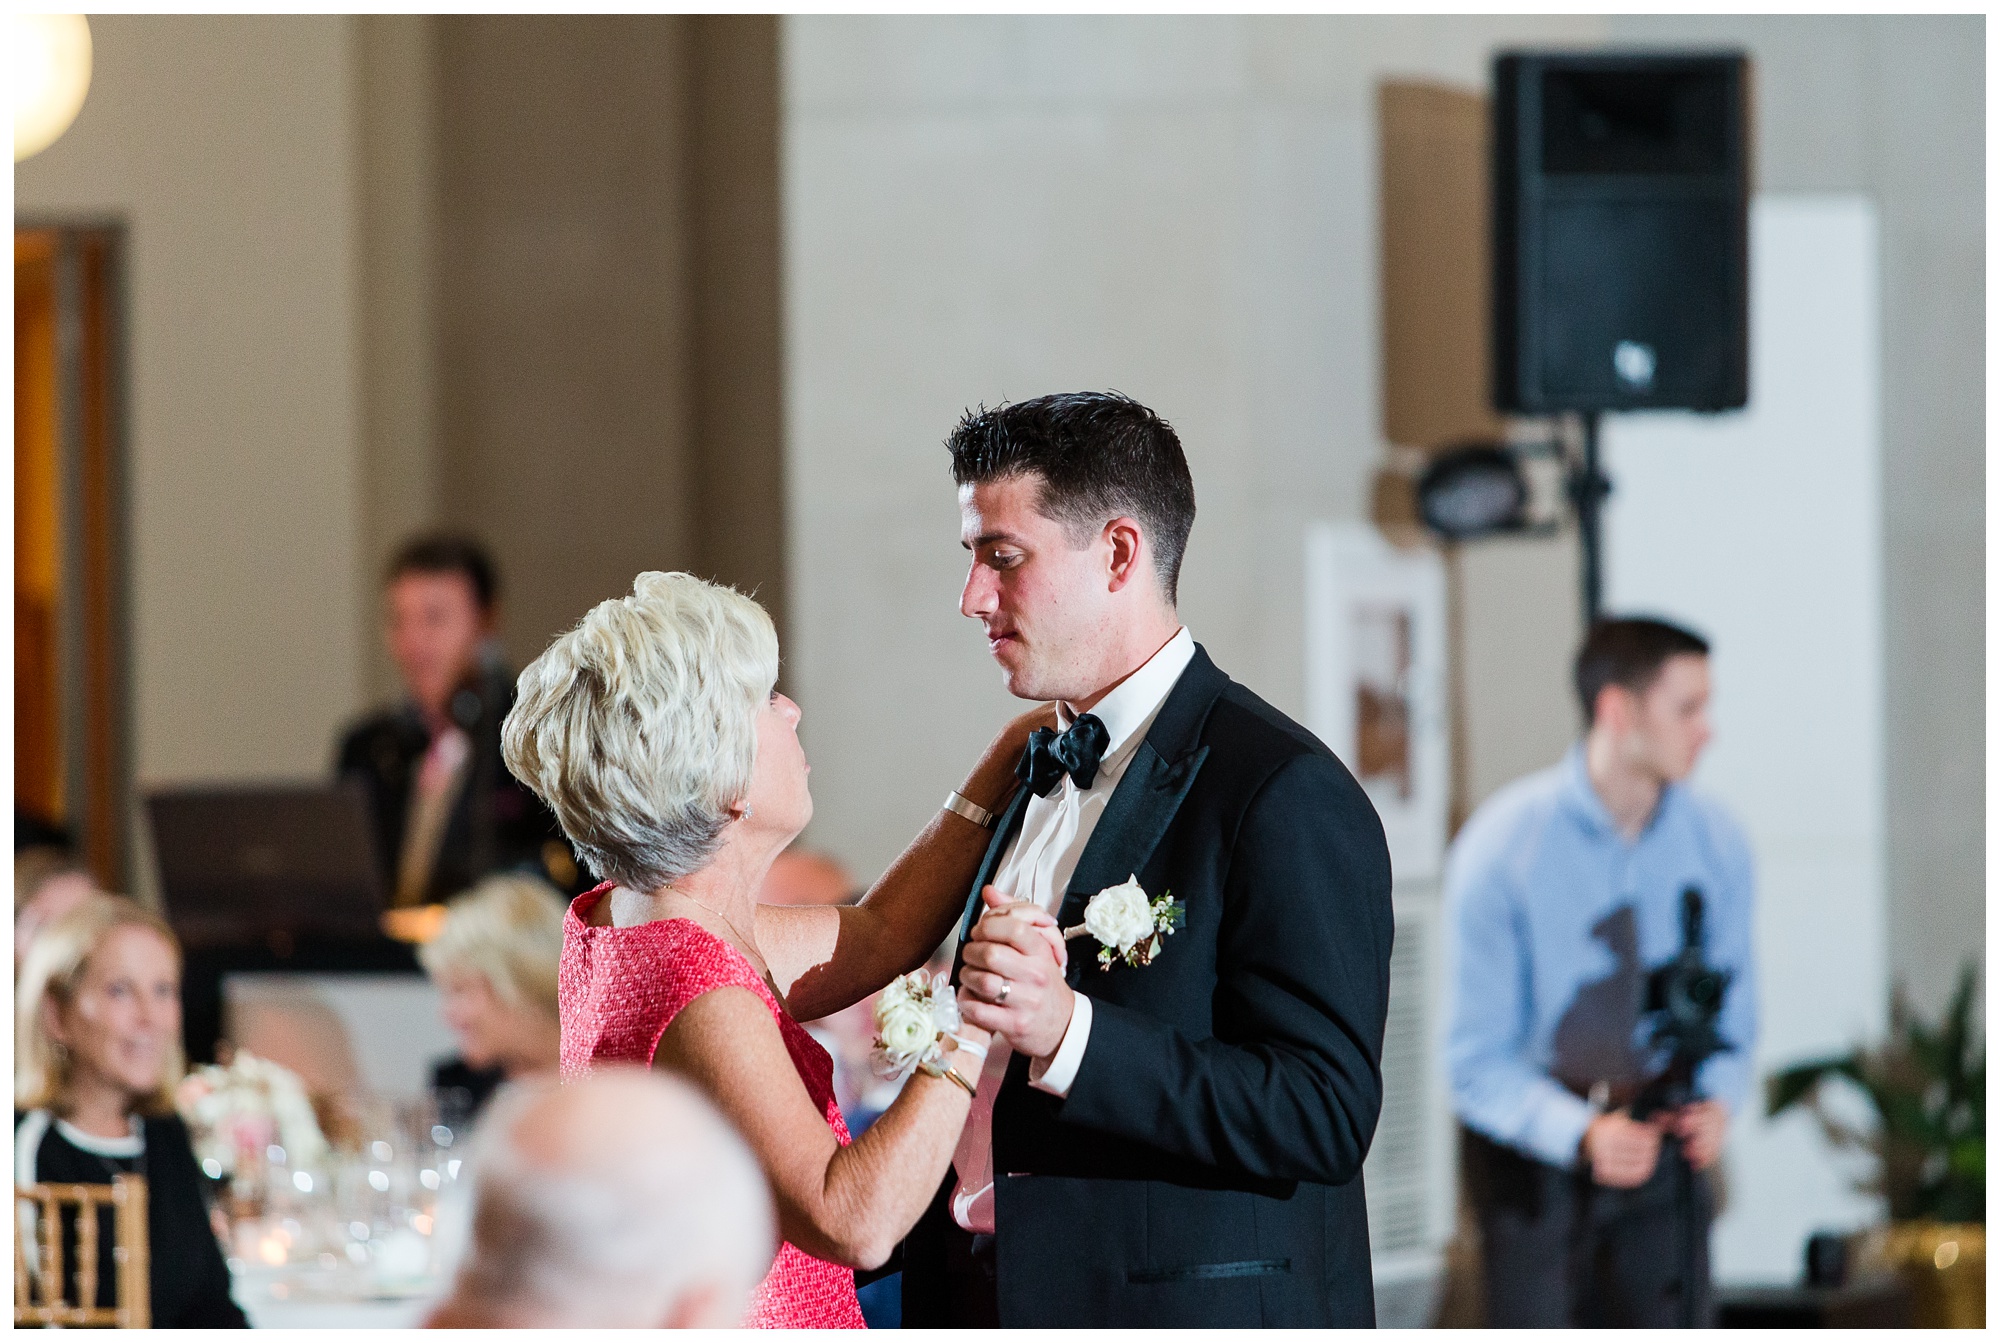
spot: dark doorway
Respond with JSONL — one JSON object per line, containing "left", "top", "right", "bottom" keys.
{"left": 14, "top": 223, "right": 131, "bottom": 890}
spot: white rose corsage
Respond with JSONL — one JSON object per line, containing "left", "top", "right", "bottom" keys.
{"left": 1066, "top": 874, "right": 1187, "bottom": 970}
{"left": 869, "top": 970, "right": 983, "bottom": 1082}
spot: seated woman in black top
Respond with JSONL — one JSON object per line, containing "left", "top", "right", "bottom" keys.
{"left": 15, "top": 895, "right": 247, "bottom": 1327}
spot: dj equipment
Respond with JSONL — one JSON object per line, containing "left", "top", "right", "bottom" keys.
{"left": 1492, "top": 51, "right": 1750, "bottom": 414}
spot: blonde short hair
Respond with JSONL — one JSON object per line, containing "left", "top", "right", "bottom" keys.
{"left": 419, "top": 874, "right": 565, "bottom": 1018}
{"left": 16, "top": 895, "right": 185, "bottom": 1116}
{"left": 503, "top": 572, "right": 779, "bottom": 891}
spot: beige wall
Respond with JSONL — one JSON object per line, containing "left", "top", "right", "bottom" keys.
{"left": 16, "top": 16, "right": 365, "bottom": 788}
{"left": 419, "top": 15, "right": 785, "bottom": 673}
{"left": 14, "top": 12, "right": 786, "bottom": 850}
{"left": 1605, "top": 12, "right": 1984, "bottom": 1019}
{"left": 433, "top": 16, "right": 701, "bottom": 666}
{"left": 355, "top": 15, "right": 441, "bottom": 703}
{"left": 782, "top": 15, "right": 1604, "bottom": 882}
{"left": 783, "top": 15, "right": 1984, "bottom": 1014}
{"left": 689, "top": 17, "right": 789, "bottom": 656}
{"left": 15, "top": 17, "right": 1973, "bottom": 1009}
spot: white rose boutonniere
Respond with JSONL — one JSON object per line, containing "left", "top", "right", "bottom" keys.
{"left": 1074, "top": 875, "right": 1187, "bottom": 970}
{"left": 869, "top": 970, "right": 967, "bottom": 1081}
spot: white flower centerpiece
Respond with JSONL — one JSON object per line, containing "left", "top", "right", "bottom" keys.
{"left": 1078, "top": 875, "right": 1186, "bottom": 970}
{"left": 176, "top": 1049, "right": 330, "bottom": 1196}
{"left": 869, "top": 970, "right": 967, "bottom": 1081}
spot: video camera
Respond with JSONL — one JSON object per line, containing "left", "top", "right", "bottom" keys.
{"left": 1631, "top": 886, "right": 1732, "bottom": 1120}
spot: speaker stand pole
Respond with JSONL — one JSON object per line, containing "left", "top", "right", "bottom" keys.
{"left": 1570, "top": 411, "right": 1610, "bottom": 626}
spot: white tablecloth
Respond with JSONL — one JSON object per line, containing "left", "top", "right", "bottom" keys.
{"left": 231, "top": 1264, "right": 439, "bottom": 1329}
{"left": 241, "top": 1296, "right": 432, "bottom": 1329}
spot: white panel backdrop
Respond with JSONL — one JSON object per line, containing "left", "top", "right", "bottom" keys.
{"left": 1603, "top": 195, "right": 1886, "bottom": 1283}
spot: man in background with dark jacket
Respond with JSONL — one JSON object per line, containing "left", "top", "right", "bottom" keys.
{"left": 336, "top": 533, "right": 585, "bottom": 906}
{"left": 186, "top": 537, "right": 585, "bottom": 1065}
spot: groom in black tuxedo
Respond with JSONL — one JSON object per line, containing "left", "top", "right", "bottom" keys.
{"left": 899, "top": 392, "right": 1394, "bottom": 1327}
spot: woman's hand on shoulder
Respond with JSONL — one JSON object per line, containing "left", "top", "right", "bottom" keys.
{"left": 1001, "top": 701, "right": 1058, "bottom": 753}
{"left": 963, "top": 702, "right": 1057, "bottom": 805}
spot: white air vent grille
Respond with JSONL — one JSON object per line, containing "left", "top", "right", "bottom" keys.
{"left": 1365, "top": 896, "right": 1436, "bottom": 1258}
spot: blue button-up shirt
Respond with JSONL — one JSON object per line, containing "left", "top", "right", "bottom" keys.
{"left": 1444, "top": 746, "right": 1757, "bottom": 1169}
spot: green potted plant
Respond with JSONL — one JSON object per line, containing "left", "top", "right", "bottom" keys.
{"left": 1766, "top": 961, "right": 1984, "bottom": 1326}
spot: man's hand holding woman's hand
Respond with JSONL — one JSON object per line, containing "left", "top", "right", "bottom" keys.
{"left": 957, "top": 887, "right": 1073, "bottom": 1059}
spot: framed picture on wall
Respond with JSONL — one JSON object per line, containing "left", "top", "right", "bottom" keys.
{"left": 1304, "top": 522, "right": 1448, "bottom": 884}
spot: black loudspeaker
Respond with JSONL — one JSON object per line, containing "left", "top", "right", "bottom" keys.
{"left": 1492, "top": 52, "right": 1750, "bottom": 413}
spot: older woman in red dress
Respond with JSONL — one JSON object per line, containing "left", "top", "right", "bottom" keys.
{"left": 501, "top": 572, "right": 1041, "bottom": 1329}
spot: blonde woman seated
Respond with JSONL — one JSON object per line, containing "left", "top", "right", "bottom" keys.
{"left": 503, "top": 572, "right": 1043, "bottom": 1330}
{"left": 419, "top": 873, "right": 564, "bottom": 1125}
{"left": 15, "top": 895, "right": 247, "bottom": 1327}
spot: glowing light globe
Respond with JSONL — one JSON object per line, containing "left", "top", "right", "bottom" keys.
{"left": 13, "top": 14, "right": 92, "bottom": 163}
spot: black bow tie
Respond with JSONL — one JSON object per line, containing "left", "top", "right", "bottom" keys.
{"left": 1018, "top": 714, "right": 1111, "bottom": 797}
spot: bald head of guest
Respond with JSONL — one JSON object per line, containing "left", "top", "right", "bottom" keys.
{"left": 427, "top": 1068, "right": 775, "bottom": 1329}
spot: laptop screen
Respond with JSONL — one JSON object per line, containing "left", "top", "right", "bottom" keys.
{"left": 147, "top": 783, "right": 387, "bottom": 946}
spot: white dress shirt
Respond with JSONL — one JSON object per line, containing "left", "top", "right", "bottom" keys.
{"left": 951, "top": 626, "right": 1196, "bottom": 1232}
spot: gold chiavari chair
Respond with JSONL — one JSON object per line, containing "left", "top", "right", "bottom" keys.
{"left": 13, "top": 1174, "right": 150, "bottom": 1328}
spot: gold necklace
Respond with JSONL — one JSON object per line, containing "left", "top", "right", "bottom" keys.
{"left": 671, "top": 887, "right": 763, "bottom": 962}
{"left": 671, "top": 887, "right": 790, "bottom": 1011}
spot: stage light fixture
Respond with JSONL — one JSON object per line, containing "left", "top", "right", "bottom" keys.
{"left": 1415, "top": 444, "right": 1528, "bottom": 540}
{"left": 13, "top": 14, "right": 92, "bottom": 163}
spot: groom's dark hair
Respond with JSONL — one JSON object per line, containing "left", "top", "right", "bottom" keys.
{"left": 945, "top": 392, "right": 1197, "bottom": 605}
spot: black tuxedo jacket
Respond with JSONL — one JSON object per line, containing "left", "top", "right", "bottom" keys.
{"left": 902, "top": 645, "right": 1394, "bottom": 1327}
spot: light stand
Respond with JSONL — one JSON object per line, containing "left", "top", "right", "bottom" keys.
{"left": 1566, "top": 412, "right": 1611, "bottom": 626}
{"left": 1411, "top": 415, "right": 1611, "bottom": 635}
{"left": 1631, "top": 887, "right": 1733, "bottom": 1329}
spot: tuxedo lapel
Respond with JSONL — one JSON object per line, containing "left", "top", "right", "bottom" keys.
{"left": 950, "top": 785, "right": 1033, "bottom": 985}
{"left": 1054, "top": 645, "right": 1229, "bottom": 987}
{"left": 1056, "top": 741, "right": 1208, "bottom": 987}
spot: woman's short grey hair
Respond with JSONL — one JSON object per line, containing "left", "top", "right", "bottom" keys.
{"left": 502, "top": 572, "right": 779, "bottom": 892}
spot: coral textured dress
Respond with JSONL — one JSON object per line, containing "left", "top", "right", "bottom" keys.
{"left": 558, "top": 884, "right": 868, "bottom": 1329}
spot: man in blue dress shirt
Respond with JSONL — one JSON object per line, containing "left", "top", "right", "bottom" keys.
{"left": 1445, "top": 617, "right": 1757, "bottom": 1326}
